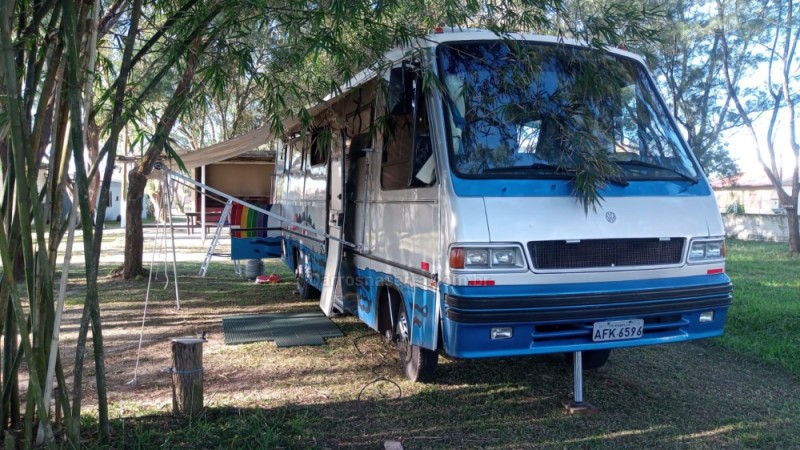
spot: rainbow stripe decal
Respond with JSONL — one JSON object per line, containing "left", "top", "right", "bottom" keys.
{"left": 230, "top": 203, "right": 272, "bottom": 238}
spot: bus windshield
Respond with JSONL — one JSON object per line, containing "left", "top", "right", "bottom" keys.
{"left": 437, "top": 41, "right": 699, "bottom": 182}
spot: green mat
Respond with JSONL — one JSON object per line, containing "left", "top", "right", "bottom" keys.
{"left": 221, "top": 312, "right": 343, "bottom": 347}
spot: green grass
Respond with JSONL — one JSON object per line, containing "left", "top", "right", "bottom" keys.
{"left": 720, "top": 240, "right": 800, "bottom": 375}
{"left": 83, "top": 408, "right": 317, "bottom": 449}
{"left": 56, "top": 239, "right": 800, "bottom": 449}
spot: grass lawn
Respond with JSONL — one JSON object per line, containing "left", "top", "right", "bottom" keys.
{"left": 46, "top": 235, "right": 800, "bottom": 449}
{"left": 718, "top": 240, "right": 800, "bottom": 375}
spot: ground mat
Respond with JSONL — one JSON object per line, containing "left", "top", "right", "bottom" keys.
{"left": 221, "top": 312, "right": 343, "bottom": 347}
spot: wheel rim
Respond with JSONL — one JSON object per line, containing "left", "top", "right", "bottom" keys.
{"left": 295, "top": 253, "right": 307, "bottom": 292}
{"left": 295, "top": 265, "right": 304, "bottom": 289}
{"left": 397, "top": 309, "right": 411, "bottom": 365}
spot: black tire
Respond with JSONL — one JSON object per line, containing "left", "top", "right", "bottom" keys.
{"left": 395, "top": 300, "right": 438, "bottom": 382}
{"left": 566, "top": 349, "right": 611, "bottom": 370}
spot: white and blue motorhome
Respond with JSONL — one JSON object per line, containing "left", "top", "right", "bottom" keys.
{"left": 272, "top": 30, "right": 732, "bottom": 382}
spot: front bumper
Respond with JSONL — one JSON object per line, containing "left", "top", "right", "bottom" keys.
{"left": 440, "top": 274, "right": 732, "bottom": 358}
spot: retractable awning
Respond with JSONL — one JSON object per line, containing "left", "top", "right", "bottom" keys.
{"left": 175, "top": 125, "right": 274, "bottom": 170}
{"left": 172, "top": 68, "right": 378, "bottom": 170}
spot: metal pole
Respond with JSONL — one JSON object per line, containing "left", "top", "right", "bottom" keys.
{"left": 158, "top": 164, "right": 359, "bottom": 249}
{"left": 573, "top": 351, "right": 583, "bottom": 403}
{"left": 164, "top": 172, "right": 180, "bottom": 309}
{"left": 564, "top": 351, "right": 597, "bottom": 414}
{"left": 200, "top": 165, "right": 206, "bottom": 240}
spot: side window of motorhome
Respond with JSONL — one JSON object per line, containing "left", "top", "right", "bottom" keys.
{"left": 381, "top": 65, "right": 436, "bottom": 190}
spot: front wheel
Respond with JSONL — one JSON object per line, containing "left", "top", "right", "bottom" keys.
{"left": 395, "top": 301, "right": 438, "bottom": 382}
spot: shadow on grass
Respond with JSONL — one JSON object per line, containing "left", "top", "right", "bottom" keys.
{"left": 81, "top": 357, "right": 800, "bottom": 450}
{"left": 63, "top": 246, "right": 800, "bottom": 449}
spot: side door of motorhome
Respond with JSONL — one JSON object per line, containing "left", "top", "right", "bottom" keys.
{"left": 320, "top": 131, "right": 345, "bottom": 316}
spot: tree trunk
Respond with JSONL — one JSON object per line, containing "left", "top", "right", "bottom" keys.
{"left": 122, "top": 34, "right": 207, "bottom": 279}
{"left": 775, "top": 189, "right": 800, "bottom": 254}
{"left": 787, "top": 204, "right": 799, "bottom": 254}
{"left": 171, "top": 338, "right": 205, "bottom": 416}
{"left": 123, "top": 171, "right": 147, "bottom": 278}
{"left": 87, "top": 117, "right": 101, "bottom": 222}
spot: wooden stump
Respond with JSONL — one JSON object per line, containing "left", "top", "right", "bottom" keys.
{"left": 171, "top": 338, "right": 205, "bottom": 416}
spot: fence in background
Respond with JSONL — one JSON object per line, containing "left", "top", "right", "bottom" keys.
{"left": 721, "top": 213, "right": 791, "bottom": 242}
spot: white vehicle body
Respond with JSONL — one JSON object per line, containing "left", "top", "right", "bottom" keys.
{"left": 273, "top": 30, "right": 732, "bottom": 381}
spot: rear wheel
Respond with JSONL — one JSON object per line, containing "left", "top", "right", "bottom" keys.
{"left": 295, "top": 251, "right": 318, "bottom": 299}
{"left": 395, "top": 300, "right": 438, "bottom": 382}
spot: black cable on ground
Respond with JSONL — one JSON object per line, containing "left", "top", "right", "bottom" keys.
{"left": 353, "top": 333, "right": 403, "bottom": 405}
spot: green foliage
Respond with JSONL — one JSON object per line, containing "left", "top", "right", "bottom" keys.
{"left": 564, "top": 0, "right": 744, "bottom": 179}
{"left": 246, "top": 1, "right": 667, "bottom": 211}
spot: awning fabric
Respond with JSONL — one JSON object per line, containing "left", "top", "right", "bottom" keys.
{"left": 174, "top": 68, "right": 377, "bottom": 170}
{"left": 176, "top": 125, "right": 274, "bottom": 170}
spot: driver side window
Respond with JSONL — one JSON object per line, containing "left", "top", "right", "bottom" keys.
{"left": 381, "top": 64, "right": 436, "bottom": 190}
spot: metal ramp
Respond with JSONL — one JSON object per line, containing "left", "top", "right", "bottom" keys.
{"left": 221, "top": 312, "right": 343, "bottom": 347}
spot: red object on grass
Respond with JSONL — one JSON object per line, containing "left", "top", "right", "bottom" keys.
{"left": 256, "top": 274, "right": 281, "bottom": 284}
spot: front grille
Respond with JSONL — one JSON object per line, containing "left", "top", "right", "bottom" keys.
{"left": 529, "top": 238, "right": 684, "bottom": 270}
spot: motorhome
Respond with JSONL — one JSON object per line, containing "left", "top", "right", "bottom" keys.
{"left": 272, "top": 29, "right": 732, "bottom": 382}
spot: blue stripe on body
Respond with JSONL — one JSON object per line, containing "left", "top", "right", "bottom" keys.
{"left": 281, "top": 238, "right": 730, "bottom": 360}
{"left": 349, "top": 267, "right": 438, "bottom": 350}
{"left": 449, "top": 176, "right": 711, "bottom": 197}
{"left": 282, "top": 238, "right": 327, "bottom": 291}
{"left": 441, "top": 274, "right": 730, "bottom": 298}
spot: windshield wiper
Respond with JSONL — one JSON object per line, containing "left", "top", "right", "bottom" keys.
{"left": 482, "top": 162, "right": 573, "bottom": 175}
{"left": 483, "top": 163, "right": 630, "bottom": 187}
{"left": 615, "top": 160, "right": 700, "bottom": 184}
{"left": 604, "top": 175, "right": 629, "bottom": 187}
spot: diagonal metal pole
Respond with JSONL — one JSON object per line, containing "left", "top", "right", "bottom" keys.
{"left": 164, "top": 171, "right": 180, "bottom": 309}
{"left": 158, "top": 164, "right": 358, "bottom": 249}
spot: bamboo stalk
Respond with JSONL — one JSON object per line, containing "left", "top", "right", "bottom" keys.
{"left": 0, "top": 1, "right": 54, "bottom": 446}
{"left": 36, "top": 200, "right": 78, "bottom": 445}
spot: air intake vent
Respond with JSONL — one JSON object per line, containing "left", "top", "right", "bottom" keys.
{"left": 529, "top": 238, "right": 684, "bottom": 270}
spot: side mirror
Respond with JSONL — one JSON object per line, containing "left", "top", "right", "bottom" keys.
{"left": 388, "top": 65, "right": 413, "bottom": 115}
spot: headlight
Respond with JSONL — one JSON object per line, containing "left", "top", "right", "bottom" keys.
{"left": 688, "top": 238, "right": 726, "bottom": 263}
{"left": 465, "top": 249, "right": 489, "bottom": 266}
{"left": 450, "top": 245, "right": 526, "bottom": 270}
{"left": 492, "top": 249, "right": 516, "bottom": 265}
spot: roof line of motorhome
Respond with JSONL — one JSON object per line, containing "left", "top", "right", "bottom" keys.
{"left": 326, "top": 29, "right": 646, "bottom": 104}
{"left": 175, "top": 30, "right": 646, "bottom": 168}
{"left": 157, "top": 164, "right": 359, "bottom": 250}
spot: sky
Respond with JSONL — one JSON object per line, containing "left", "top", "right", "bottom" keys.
{"left": 724, "top": 110, "right": 796, "bottom": 177}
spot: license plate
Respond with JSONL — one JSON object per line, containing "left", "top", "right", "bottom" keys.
{"left": 592, "top": 319, "right": 644, "bottom": 342}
